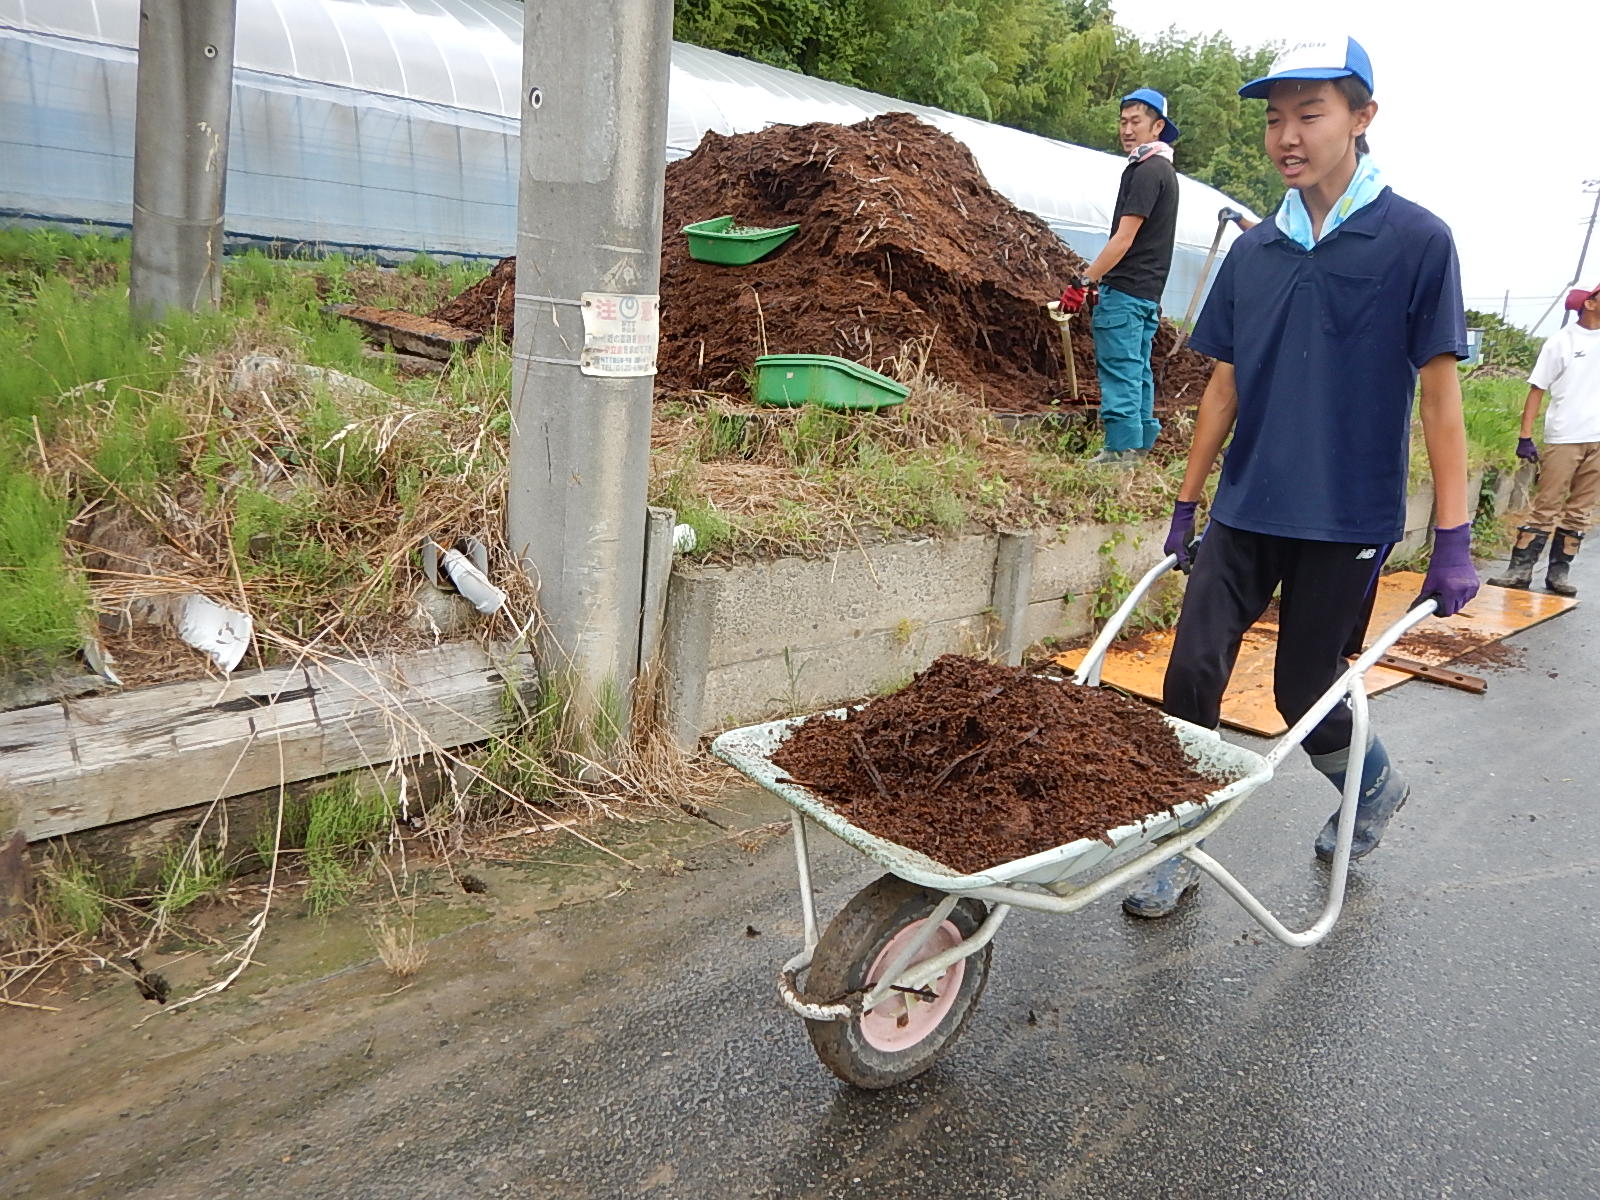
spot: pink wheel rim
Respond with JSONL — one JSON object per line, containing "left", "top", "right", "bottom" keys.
{"left": 858, "top": 917, "right": 967, "bottom": 1052}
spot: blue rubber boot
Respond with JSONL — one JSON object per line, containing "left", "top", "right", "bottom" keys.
{"left": 1121, "top": 845, "right": 1204, "bottom": 918}
{"left": 1309, "top": 736, "right": 1410, "bottom": 862}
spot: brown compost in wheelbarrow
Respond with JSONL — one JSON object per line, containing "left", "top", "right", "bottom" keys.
{"left": 770, "top": 655, "right": 1222, "bottom": 875}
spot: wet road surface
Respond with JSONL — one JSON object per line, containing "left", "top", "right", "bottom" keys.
{"left": 6, "top": 556, "right": 1599, "bottom": 1199}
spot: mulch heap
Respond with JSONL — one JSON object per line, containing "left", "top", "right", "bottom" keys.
{"left": 432, "top": 112, "right": 1214, "bottom": 412}
{"left": 769, "top": 655, "right": 1223, "bottom": 875}
{"left": 430, "top": 256, "right": 514, "bottom": 334}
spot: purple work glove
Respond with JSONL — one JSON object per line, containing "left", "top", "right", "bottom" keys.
{"left": 1516, "top": 437, "right": 1539, "bottom": 463}
{"left": 1417, "top": 522, "right": 1480, "bottom": 617}
{"left": 1165, "top": 500, "right": 1199, "bottom": 573}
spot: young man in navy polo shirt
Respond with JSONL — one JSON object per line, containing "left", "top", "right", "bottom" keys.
{"left": 1122, "top": 36, "right": 1480, "bottom": 917}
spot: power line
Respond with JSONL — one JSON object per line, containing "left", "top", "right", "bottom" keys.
{"left": 1562, "top": 179, "right": 1600, "bottom": 329}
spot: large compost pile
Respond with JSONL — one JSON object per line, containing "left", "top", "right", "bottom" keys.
{"left": 432, "top": 113, "right": 1214, "bottom": 411}
{"left": 770, "top": 655, "right": 1222, "bottom": 874}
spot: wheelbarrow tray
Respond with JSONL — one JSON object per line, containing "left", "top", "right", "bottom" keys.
{"left": 711, "top": 708, "right": 1273, "bottom": 894}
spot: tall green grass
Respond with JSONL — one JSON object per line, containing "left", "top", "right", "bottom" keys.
{"left": 0, "top": 276, "right": 224, "bottom": 437}
{"left": 0, "top": 226, "right": 128, "bottom": 282}
{"left": 1460, "top": 374, "right": 1528, "bottom": 472}
{"left": 0, "top": 471, "right": 89, "bottom": 662}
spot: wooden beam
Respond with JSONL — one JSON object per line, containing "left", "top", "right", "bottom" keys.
{"left": 0, "top": 643, "right": 535, "bottom": 843}
{"left": 1370, "top": 654, "right": 1487, "bottom": 695}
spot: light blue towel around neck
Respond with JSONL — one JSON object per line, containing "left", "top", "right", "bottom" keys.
{"left": 1274, "top": 155, "right": 1384, "bottom": 249}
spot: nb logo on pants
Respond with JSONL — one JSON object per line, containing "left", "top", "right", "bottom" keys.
{"left": 1356, "top": 548, "right": 1377, "bottom": 559}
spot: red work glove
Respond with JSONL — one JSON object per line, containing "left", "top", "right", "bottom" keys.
{"left": 1058, "top": 279, "right": 1096, "bottom": 314}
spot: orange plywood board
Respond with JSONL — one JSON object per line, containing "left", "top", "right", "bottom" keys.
{"left": 1053, "top": 572, "right": 1576, "bottom": 736}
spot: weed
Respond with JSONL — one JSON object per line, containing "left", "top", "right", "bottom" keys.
{"left": 253, "top": 791, "right": 312, "bottom": 867}
{"left": 874, "top": 671, "right": 915, "bottom": 695}
{"left": 43, "top": 856, "right": 110, "bottom": 937}
{"left": 781, "top": 405, "right": 856, "bottom": 467}
{"left": 303, "top": 777, "right": 395, "bottom": 915}
{"left": 673, "top": 495, "right": 736, "bottom": 556}
{"left": 0, "top": 471, "right": 87, "bottom": 663}
{"left": 698, "top": 409, "right": 755, "bottom": 460}
{"left": 767, "top": 646, "right": 810, "bottom": 716}
{"left": 1460, "top": 374, "right": 1528, "bottom": 472}
{"left": 1092, "top": 533, "right": 1132, "bottom": 623}
{"left": 475, "top": 679, "right": 568, "bottom": 817}
{"left": 1472, "top": 470, "right": 1515, "bottom": 557}
{"left": 154, "top": 845, "right": 229, "bottom": 916}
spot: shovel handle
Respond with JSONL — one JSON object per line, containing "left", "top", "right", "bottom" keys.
{"left": 1046, "top": 301, "right": 1080, "bottom": 398}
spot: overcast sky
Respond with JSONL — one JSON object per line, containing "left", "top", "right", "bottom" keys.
{"left": 1112, "top": 1, "right": 1599, "bottom": 334}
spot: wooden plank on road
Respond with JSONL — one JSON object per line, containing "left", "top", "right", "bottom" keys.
{"left": 0, "top": 643, "right": 535, "bottom": 842}
{"left": 1054, "top": 572, "right": 1575, "bottom": 736}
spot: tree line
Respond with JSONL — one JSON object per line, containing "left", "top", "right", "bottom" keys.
{"left": 672, "top": 0, "right": 1285, "bottom": 215}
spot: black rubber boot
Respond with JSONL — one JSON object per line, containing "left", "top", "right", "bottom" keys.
{"left": 1309, "top": 736, "right": 1410, "bottom": 861}
{"left": 1546, "top": 528, "right": 1583, "bottom": 597}
{"left": 1121, "top": 845, "right": 1205, "bottom": 918}
{"left": 1486, "top": 526, "right": 1548, "bottom": 589}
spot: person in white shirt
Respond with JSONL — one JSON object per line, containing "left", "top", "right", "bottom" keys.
{"left": 1487, "top": 283, "right": 1600, "bottom": 596}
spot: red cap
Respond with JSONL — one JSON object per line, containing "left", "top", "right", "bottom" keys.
{"left": 1565, "top": 284, "right": 1600, "bottom": 312}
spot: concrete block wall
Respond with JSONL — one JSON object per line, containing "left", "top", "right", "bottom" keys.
{"left": 661, "top": 479, "right": 1508, "bottom": 744}
{"left": 662, "top": 520, "right": 1174, "bottom": 744}
{"left": 1396, "top": 480, "right": 1437, "bottom": 559}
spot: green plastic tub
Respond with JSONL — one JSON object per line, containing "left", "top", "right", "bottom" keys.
{"left": 683, "top": 215, "right": 800, "bottom": 265}
{"left": 752, "top": 354, "right": 910, "bottom": 411}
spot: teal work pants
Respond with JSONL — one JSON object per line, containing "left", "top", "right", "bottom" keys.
{"left": 1090, "top": 285, "right": 1161, "bottom": 452}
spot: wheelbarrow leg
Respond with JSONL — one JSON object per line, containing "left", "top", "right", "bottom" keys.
{"left": 791, "top": 812, "right": 820, "bottom": 952}
{"left": 1180, "top": 677, "right": 1374, "bottom": 948}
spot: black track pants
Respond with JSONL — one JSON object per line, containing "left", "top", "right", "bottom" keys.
{"left": 1162, "top": 520, "right": 1391, "bottom": 756}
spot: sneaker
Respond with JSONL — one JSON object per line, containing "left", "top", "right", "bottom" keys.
{"left": 1121, "top": 852, "right": 1203, "bottom": 918}
{"left": 1087, "top": 449, "right": 1137, "bottom": 467}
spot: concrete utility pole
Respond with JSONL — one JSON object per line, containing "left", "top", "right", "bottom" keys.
{"left": 508, "top": 0, "right": 674, "bottom": 742}
{"left": 129, "top": 0, "right": 238, "bottom": 324}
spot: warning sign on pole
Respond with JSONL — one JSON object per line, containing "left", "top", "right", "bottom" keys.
{"left": 579, "top": 293, "right": 660, "bottom": 377}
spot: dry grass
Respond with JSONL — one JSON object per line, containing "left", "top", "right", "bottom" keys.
{"left": 651, "top": 336, "right": 1186, "bottom": 561}
{"left": 6, "top": 318, "right": 537, "bottom": 691}
{"left": 369, "top": 908, "right": 429, "bottom": 979}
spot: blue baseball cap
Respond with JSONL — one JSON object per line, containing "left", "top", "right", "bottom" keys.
{"left": 1239, "top": 36, "right": 1374, "bottom": 99}
{"left": 1121, "top": 88, "right": 1180, "bottom": 144}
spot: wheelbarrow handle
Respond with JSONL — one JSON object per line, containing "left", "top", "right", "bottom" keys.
{"left": 1071, "top": 554, "right": 1180, "bottom": 687}
{"left": 1263, "top": 598, "right": 1438, "bottom": 768}
{"left": 1073, "top": 555, "right": 1442, "bottom": 756}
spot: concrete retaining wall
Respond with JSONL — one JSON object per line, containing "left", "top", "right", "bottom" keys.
{"left": 662, "top": 473, "right": 1513, "bottom": 743}
{"left": 664, "top": 517, "right": 1170, "bottom": 745}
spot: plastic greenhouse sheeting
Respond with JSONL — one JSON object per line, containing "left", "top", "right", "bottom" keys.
{"left": 0, "top": 0, "right": 1255, "bottom": 314}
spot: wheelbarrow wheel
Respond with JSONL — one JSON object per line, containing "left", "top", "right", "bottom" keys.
{"left": 804, "top": 874, "right": 991, "bottom": 1089}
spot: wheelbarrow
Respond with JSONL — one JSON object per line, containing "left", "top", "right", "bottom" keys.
{"left": 710, "top": 553, "right": 1439, "bottom": 1089}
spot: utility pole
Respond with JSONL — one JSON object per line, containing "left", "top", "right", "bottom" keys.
{"left": 129, "top": 0, "right": 238, "bottom": 324}
{"left": 507, "top": 0, "right": 674, "bottom": 744}
{"left": 1561, "top": 179, "right": 1600, "bottom": 328}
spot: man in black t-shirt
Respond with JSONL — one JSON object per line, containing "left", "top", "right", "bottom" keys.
{"left": 1069, "top": 88, "right": 1181, "bottom": 465}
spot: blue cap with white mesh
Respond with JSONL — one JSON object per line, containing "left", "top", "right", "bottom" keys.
{"left": 1120, "top": 88, "right": 1181, "bottom": 144}
{"left": 1238, "top": 36, "right": 1374, "bottom": 100}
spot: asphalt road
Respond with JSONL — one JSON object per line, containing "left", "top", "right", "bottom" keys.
{"left": 9, "top": 556, "right": 1599, "bottom": 1200}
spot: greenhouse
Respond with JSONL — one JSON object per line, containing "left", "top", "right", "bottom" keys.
{"left": 0, "top": 0, "right": 1252, "bottom": 313}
